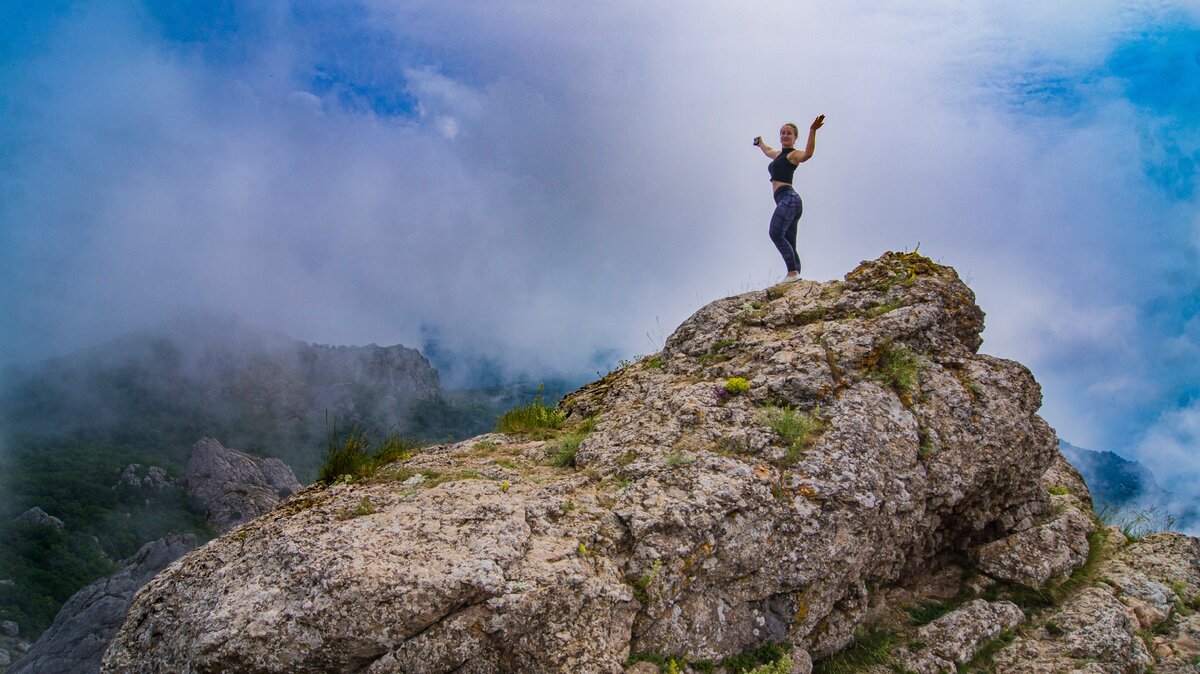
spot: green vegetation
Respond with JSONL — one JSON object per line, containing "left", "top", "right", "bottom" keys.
{"left": 869, "top": 342, "right": 921, "bottom": 396}
{"left": 0, "top": 520, "right": 117, "bottom": 638}
{"left": 495, "top": 384, "right": 566, "bottom": 438}
{"left": 904, "top": 599, "right": 958, "bottom": 625}
{"left": 665, "top": 451, "right": 696, "bottom": 468}
{"left": 867, "top": 299, "right": 905, "bottom": 317}
{"left": 0, "top": 434, "right": 213, "bottom": 638}
{"left": 317, "top": 424, "right": 423, "bottom": 484}
{"left": 644, "top": 355, "right": 665, "bottom": 369}
{"left": 812, "top": 625, "right": 899, "bottom": 673}
{"left": 984, "top": 528, "right": 1110, "bottom": 612}
{"left": 700, "top": 338, "right": 736, "bottom": 364}
{"left": 758, "top": 405, "right": 825, "bottom": 462}
{"left": 350, "top": 497, "right": 375, "bottom": 518}
{"left": 544, "top": 416, "right": 599, "bottom": 468}
{"left": 725, "top": 377, "right": 751, "bottom": 395}
{"left": 1048, "top": 486, "right": 1070, "bottom": 496}
{"left": 1098, "top": 504, "right": 1177, "bottom": 540}
{"left": 630, "top": 559, "right": 664, "bottom": 604}
{"left": 959, "top": 627, "right": 1017, "bottom": 671}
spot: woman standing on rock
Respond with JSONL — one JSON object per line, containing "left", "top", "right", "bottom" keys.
{"left": 754, "top": 115, "right": 824, "bottom": 281}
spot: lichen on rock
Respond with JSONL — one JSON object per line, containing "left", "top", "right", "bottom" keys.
{"left": 101, "top": 252, "right": 1175, "bottom": 673}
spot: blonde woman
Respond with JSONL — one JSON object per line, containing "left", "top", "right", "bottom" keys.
{"left": 754, "top": 115, "right": 824, "bottom": 280}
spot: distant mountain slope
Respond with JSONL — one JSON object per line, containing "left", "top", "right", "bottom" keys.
{"left": 0, "top": 313, "right": 501, "bottom": 642}
{"left": 1059, "top": 439, "right": 1197, "bottom": 533}
{"left": 2, "top": 313, "right": 443, "bottom": 479}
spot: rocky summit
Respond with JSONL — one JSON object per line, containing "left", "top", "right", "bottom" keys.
{"left": 101, "top": 253, "right": 1200, "bottom": 673}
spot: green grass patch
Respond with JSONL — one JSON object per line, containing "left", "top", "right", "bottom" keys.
{"left": 543, "top": 416, "right": 598, "bottom": 468}
{"left": 905, "top": 599, "right": 957, "bottom": 625}
{"left": 625, "top": 642, "right": 790, "bottom": 674}
{"left": 869, "top": 342, "right": 921, "bottom": 397}
{"left": 758, "top": 405, "right": 825, "bottom": 462}
{"left": 495, "top": 384, "right": 566, "bottom": 438}
{"left": 812, "top": 625, "right": 900, "bottom": 673}
{"left": 666, "top": 451, "right": 697, "bottom": 468}
{"left": 317, "top": 424, "right": 423, "bottom": 484}
{"left": 867, "top": 299, "right": 905, "bottom": 317}
{"left": 700, "top": 338, "right": 736, "bottom": 364}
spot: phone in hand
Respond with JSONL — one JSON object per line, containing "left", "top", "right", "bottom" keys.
{"left": 753, "top": 137, "right": 761, "bottom": 146}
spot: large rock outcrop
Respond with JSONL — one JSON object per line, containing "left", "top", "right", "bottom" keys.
{"left": 101, "top": 252, "right": 1189, "bottom": 672}
{"left": 9, "top": 535, "right": 196, "bottom": 674}
{"left": 186, "top": 437, "right": 302, "bottom": 533}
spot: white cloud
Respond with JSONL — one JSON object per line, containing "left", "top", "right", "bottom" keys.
{"left": 1135, "top": 400, "right": 1200, "bottom": 493}
{"left": 2, "top": 0, "right": 1198, "bottom": 468}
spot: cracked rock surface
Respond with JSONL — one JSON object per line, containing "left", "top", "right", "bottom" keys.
{"left": 102, "top": 252, "right": 1179, "bottom": 673}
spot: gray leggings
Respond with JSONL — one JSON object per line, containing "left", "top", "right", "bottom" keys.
{"left": 769, "top": 186, "right": 803, "bottom": 273}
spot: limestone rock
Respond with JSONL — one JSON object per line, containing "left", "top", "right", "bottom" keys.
{"left": 903, "top": 599, "right": 1023, "bottom": 671}
{"left": 973, "top": 503, "right": 1095, "bottom": 587}
{"left": 8, "top": 534, "right": 196, "bottom": 674}
{"left": 101, "top": 253, "right": 1066, "bottom": 672}
{"left": 0, "top": 621, "right": 16, "bottom": 637}
{"left": 13, "top": 506, "right": 64, "bottom": 530}
{"left": 117, "top": 464, "right": 179, "bottom": 491}
{"left": 185, "top": 437, "right": 302, "bottom": 533}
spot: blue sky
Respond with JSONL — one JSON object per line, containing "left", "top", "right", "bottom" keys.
{"left": 2, "top": 1, "right": 1199, "bottom": 493}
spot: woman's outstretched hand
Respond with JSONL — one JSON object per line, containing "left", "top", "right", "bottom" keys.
{"left": 811, "top": 115, "right": 825, "bottom": 131}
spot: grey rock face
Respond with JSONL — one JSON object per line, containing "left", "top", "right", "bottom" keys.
{"left": 974, "top": 503, "right": 1095, "bottom": 587}
{"left": 7, "top": 534, "right": 196, "bottom": 674}
{"left": 894, "top": 599, "right": 1024, "bottom": 673}
{"left": 117, "top": 464, "right": 178, "bottom": 491}
{"left": 186, "top": 437, "right": 302, "bottom": 533}
{"left": 0, "top": 621, "right": 16, "bottom": 637}
{"left": 14, "top": 507, "right": 65, "bottom": 530}
{"left": 102, "top": 253, "right": 1063, "bottom": 673}
{"left": 991, "top": 530, "right": 1199, "bottom": 673}
{"left": 108, "top": 252, "right": 1176, "bottom": 672}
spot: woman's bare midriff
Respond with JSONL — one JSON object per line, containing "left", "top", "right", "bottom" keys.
{"left": 772, "top": 180, "right": 793, "bottom": 193}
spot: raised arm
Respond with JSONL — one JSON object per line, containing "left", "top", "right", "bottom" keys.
{"left": 754, "top": 136, "right": 782, "bottom": 159}
{"left": 790, "top": 115, "right": 824, "bottom": 163}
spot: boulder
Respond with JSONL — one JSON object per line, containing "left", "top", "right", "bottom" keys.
{"left": 14, "top": 507, "right": 64, "bottom": 530}
{"left": 116, "top": 252, "right": 1200, "bottom": 674}
{"left": 185, "top": 437, "right": 302, "bottom": 533}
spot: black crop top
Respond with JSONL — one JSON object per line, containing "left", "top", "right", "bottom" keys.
{"left": 768, "top": 150, "right": 798, "bottom": 183}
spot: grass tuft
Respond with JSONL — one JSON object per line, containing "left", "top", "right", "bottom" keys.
{"left": 496, "top": 384, "right": 566, "bottom": 437}
{"left": 318, "top": 422, "right": 423, "bottom": 484}
{"left": 812, "top": 626, "right": 899, "bottom": 673}
{"left": 869, "top": 342, "right": 921, "bottom": 396}
{"left": 543, "top": 416, "right": 598, "bottom": 468}
{"left": 758, "top": 405, "right": 825, "bottom": 462}
{"left": 1097, "top": 504, "right": 1177, "bottom": 540}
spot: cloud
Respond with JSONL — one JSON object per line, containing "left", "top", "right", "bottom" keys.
{"left": 1135, "top": 399, "right": 1200, "bottom": 493}
{"left": 1, "top": 1, "right": 1199, "bottom": 488}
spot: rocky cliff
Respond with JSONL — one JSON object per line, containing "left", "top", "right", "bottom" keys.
{"left": 9, "top": 535, "right": 196, "bottom": 674}
{"left": 186, "top": 437, "right": 302, "bottom": 533}
{"left": 100, "top": 253, "right": 1200, "bottom": 673}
